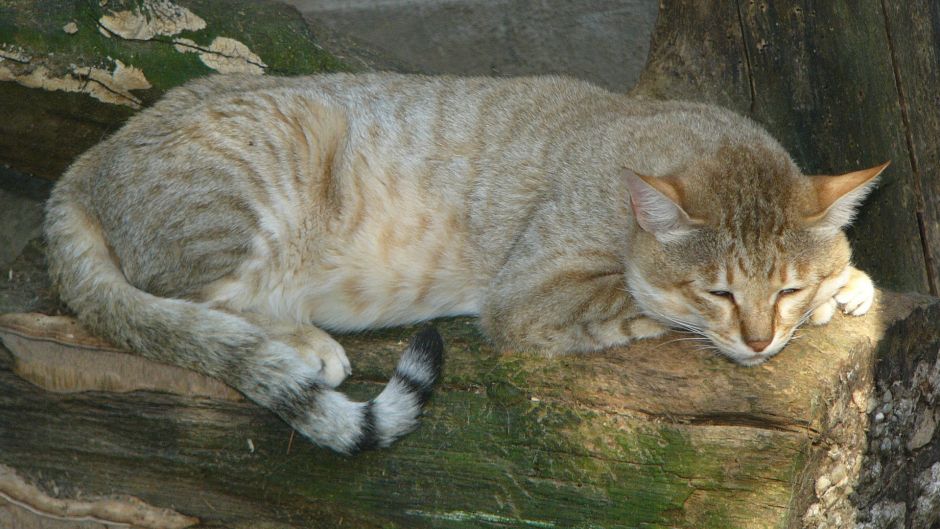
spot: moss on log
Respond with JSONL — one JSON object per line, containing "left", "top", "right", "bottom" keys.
{"left": 0, "top": 292, "right": 934, "bottom": 528}
{"left": 0, "top": 0, "right": 346, "bottom": 180}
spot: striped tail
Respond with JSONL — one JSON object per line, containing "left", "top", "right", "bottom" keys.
{"left": 275, "top": 326, "right": 445, "bottom": 453}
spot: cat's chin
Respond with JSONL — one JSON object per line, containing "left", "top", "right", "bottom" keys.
{"left": 729, "top": 352, "right": 776, "bottom": 367}
{"left": 716, "top": 342, "right": 785, "bottom": 367}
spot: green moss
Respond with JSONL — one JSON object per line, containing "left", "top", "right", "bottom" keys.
{"left": 0, "top": 0, "right": 347, "bottom": 104}
{"left": 213, "top": 378, "right": 796, "bottom": 528}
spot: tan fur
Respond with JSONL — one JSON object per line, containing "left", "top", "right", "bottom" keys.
{"left": 45, "top": 73, "right": 885, "bottom": 451}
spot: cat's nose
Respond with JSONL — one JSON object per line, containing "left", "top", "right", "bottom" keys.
{"left": 746, "top": 339, "right": 772, "bottom": 353}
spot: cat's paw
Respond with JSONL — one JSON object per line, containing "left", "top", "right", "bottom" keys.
{"left": 590, "top": 316, "right": 669, "bottom": 346}
{"left": 303, "top": 339, "right": 352, "bottom": 388}
{"left": 628, "top": 316, "right": 670, "bottom": 339}
{"left": 286, "top": 333, "right": 351, "bottom": 388}
{"left": 834, "top": 267, "right": 875, "bottom": 316}
{"left": 809, "top": 298, "right": 837, "bottom": 326}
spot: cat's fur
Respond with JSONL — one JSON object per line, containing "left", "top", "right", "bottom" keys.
{"left": 45, "top": 73, "right": 884, "bottom": 453}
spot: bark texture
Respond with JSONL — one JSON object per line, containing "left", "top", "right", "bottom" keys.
{"left": 0, "top": 0, "right": 345, "bottom": 180}
{"left": 1, "top": 293, "right": 936, "bottom": 528}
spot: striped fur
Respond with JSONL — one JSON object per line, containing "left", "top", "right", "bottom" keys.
{"left": 46, "top": 73, "right": 880, "bottom": 452}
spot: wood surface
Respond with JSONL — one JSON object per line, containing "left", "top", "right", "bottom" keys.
{"left": 3, "top": 1, "right": 940, "bottom": 527}
{"left": 0, "top": 292, "right": 931, "bottom": 528}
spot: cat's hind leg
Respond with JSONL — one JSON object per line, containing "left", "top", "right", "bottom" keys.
{"left": 272, "top": 322, "right": 352, "bottom": 388}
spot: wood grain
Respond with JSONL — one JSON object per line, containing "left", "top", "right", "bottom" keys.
{"left": 0, "top": 292, "right": 929, "bottom": 528}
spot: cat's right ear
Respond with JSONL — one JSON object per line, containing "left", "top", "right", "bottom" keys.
{"left": 804, "top": 161, "right": 889, "bottom": 236}
{"left": 623, "top": 168, "right": 701, "bottom": 243}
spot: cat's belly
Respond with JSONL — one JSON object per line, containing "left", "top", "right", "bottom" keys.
{"left": 201, "top": 219, "right": 484, "bottom": 331}
{"left": 301, "top": 260, "right": 483, "bottom": 331}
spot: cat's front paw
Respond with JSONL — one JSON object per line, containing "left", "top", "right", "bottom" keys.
{"left": 809, "top": 298, "right": 837, "bottom": 326}
{"left": 628, "top": 316, "right": 670, "bottom": 339}
{"left": 834, "top": 266, "right": 875, "bottom": 316}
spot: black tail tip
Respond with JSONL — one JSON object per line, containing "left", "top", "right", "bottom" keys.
{"left": 410, "top": 324, "right": 445, "bottom": 377}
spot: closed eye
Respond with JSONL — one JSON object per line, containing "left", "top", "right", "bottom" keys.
{"left": 779, "top": 288, "right": 803, "bottom": 296}
{"left": 708, "top": 290, "right": 735, "bottom": 301}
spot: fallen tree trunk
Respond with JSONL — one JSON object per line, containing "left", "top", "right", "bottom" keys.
{"left": 1, "top": 292, "right": 936, "bottom": 529}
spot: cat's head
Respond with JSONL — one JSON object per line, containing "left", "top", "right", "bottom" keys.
{"left": 623, "top": 144, "right": 887, "bottom": 366}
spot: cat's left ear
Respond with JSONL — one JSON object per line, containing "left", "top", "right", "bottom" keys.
{"left": 623, "top": 168, "right": 703, "bottom": 243}
{"left": 804, "top": 161, "right": 889, "bottom": 235}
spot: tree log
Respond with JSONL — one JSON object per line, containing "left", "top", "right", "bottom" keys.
{"left": 0, "top": 0, "right": 346, "bottom": 181}
{"left": 1, "top": 292, "right": 936, "bottom": 529}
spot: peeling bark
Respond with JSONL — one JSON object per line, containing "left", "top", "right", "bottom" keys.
{"left": 0, "top": 465, "right": 198, "bottom": 529}
{"left": 0, "top": 313, "right": 241, "bottom": 400}
{"left": 97, "top": 0, "right": 206, "bottom": 40}
{"left": 0, "top": 0, "right": 347, "bottom": 180}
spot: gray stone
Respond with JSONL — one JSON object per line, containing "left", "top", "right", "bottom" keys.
{"left": 288, "top": 0, "right": 659, "bottom": 91}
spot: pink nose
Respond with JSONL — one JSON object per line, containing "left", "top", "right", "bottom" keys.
{"left": 746, "top": 339, "right": 772, "bottom": 353}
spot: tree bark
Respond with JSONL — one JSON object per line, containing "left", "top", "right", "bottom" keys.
{"left": 0, "top": 293, "right": 936, "bottom": 529}
{"left": 0, "top": 0, "right": 346, "bottom": 181}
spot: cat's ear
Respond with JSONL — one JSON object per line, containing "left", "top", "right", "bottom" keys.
{"left": 623, "top": 168, "right": 702, "bottom": 243}
{"left": 804, "top": 161, "right": 889, "bottom": 235}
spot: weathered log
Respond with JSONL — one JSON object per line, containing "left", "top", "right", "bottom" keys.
{"left": 0, "top": 292, "right": 935, "bottom": 529}
{"left": 0, "top": 0, "right": 346, "bottom": 181}
{"left": 847, "top": 301, "right": 940, "bottom": 529}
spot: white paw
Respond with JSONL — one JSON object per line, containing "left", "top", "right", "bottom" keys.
{"left": 809, "top": 298, "right": 837, "bottom": 326}
{"left": 834, "top": 267, "right": 875, "bottom": 316}
{"left": 629, "top": 316, "right": 670, "bottom": 339}
{"left": 303, "top": 339, "right": 352, "bottom": 388}
{"left": 287, "top": 328, "right": 352, "bottom": 388}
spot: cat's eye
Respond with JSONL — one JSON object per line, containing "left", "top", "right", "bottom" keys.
{"left": 708, "top": 290, "right": 734, "bottom": 300}
{"left": 779, "top": 288, "right": 802, "bottom": 296}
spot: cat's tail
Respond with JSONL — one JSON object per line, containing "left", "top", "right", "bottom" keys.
{"left": 44, "top": 191, "right": 444, "bottom": 454}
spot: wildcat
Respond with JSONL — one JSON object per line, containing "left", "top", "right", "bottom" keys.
{"left": 45, "top": 73, "right": 884, "bottom": 453}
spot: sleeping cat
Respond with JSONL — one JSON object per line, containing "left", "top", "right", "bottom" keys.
{"left": 44, "top": 73, "right": 885, "bottom": 453}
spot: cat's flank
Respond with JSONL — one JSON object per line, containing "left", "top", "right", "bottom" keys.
{"left": 45, "top": 73, "right": 884, "bottom": 453}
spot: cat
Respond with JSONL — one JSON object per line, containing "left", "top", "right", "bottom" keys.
{"left": 44, "top": 73, "right": 885, "bottom": 453}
